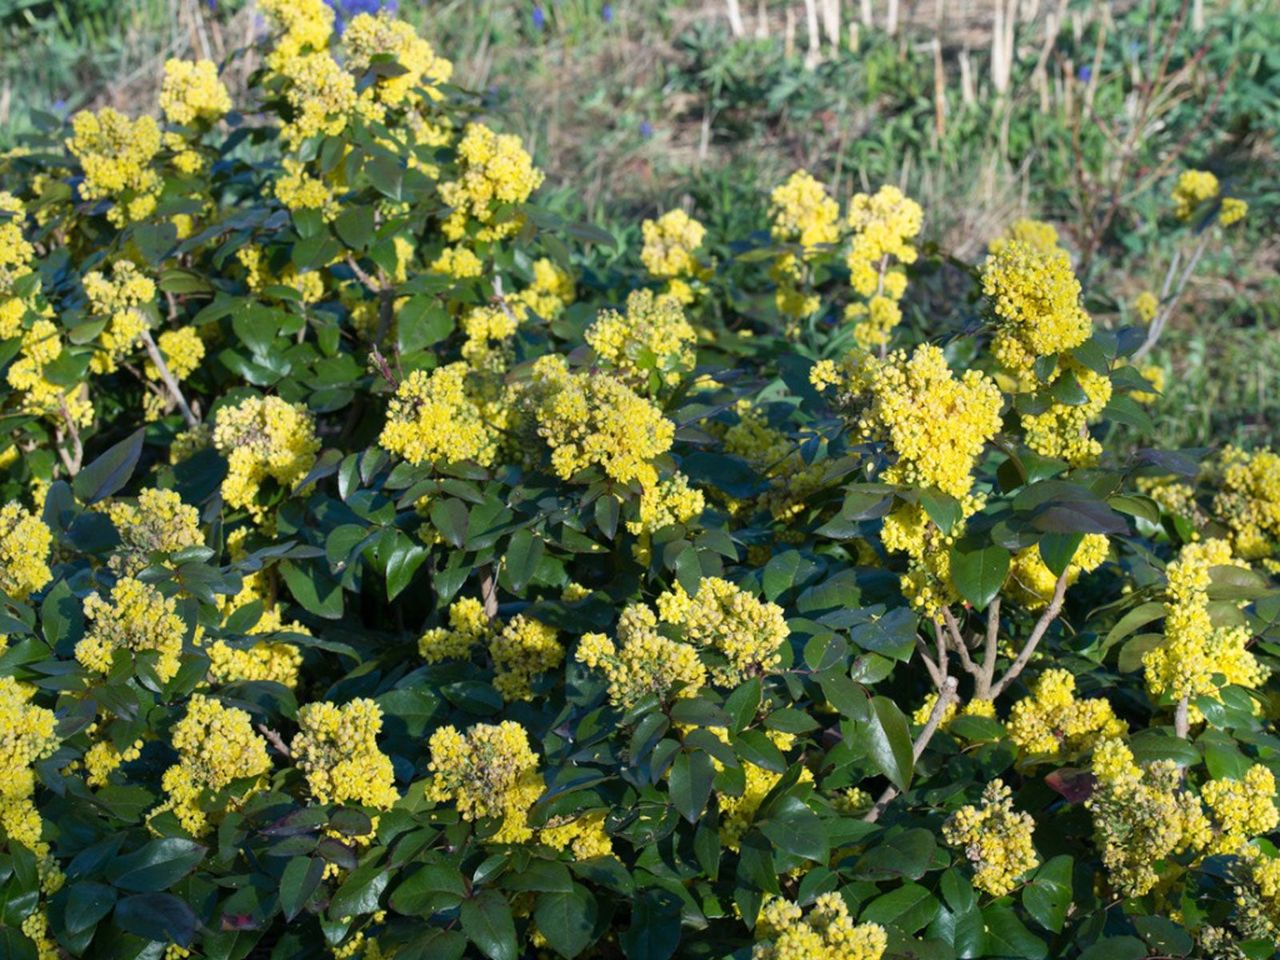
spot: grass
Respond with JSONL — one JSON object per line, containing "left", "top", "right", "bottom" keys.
{"left": 1, "top": 0, "right": 1277, "bottom": 448}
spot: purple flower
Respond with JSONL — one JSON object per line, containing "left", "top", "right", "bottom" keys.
{"left": 532, "top": 5, "right": 546, "bottom": 30}
{"left": 640, "top": 121, "right": 653, "bottom": 140}
{"left": 1077, "top": 64, "right": 1092, "bottom": 82}
{"left": 52, "top": 98, "right": 67, "bottom": 112}
{"left": 325, "top": 0, "right": 394, "bottom": 32}
{"left": 602, "top": 3, "right": 614, "bottom": 22}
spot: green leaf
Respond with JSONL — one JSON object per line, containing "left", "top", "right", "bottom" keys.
{"left": 982, "top": 902, "right": 1047, "bottom": 959}
{"left": 280, "top": 559, "right": 345, "bottom": 620}
{"left": 534, "top": 886, "right": 598, "bottom": 959}
{"left": 461, "top": 890, "right": 518, "bottom": 960}
{"left": 864, "top": 696, "right": 914, "bottom": 791}
{"left": 114, "top": 893, "right": 197, "bottom": 945}
{"left": 852, "top": 828, "right": 937, "bottom": 882}
{"left": 72, "top": 428, "right": 145, "bottom": 504}
{"left": 1022, "top": 855, "right": 1073, "bottom": 933}
{"left": 724, "top": 678, "right": 762, "bottom": 735}
{"left": 334, "top": 206, "right": 376, "bottom": 251}
{"left": 860, "top": 882, "right": 939, "bottom": 933}
{"left": 105, "top": 838, "right": 206, "bottom": 892}
{"left": 279, "top": 857, "right": 325, "bottom": 921}
{"left": 329, "top": 860, "right": 390, "bottom": 918}
{"left": 949, "top": 542, "right": 1010, "bottom": 611}
{"left": 390, "top": 864, "right": 467, "bottom": 915}
{"left": 63, "top": 881, "right": 117, "bottom": 935}
{"left": 619, "top": 889, "right": 682, "bottom": 960}
{"left": 1078, "top": 937, "right": 1147, "bottom": 960}
{"left": 503, "top": 528, "right": 544, "bottom": 595}
{"left": 669, "top": 749, "right": 715, "bottom": 823}
{"left": 430, "top": 498, "right": 469, "bottom": 548}
{"left": 760, "top": 796, "right": 828, "bottom": 863}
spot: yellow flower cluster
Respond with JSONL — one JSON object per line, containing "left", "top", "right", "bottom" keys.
{"left": 212, "top": 396, "right": 320, "bottom": 522}
{"left": 629, "top": 471, "right": 705, "bottom": 539}
{"left": 419, "top": 597, "right": 492, "bottom": 662}
{"left": 426, "top": 720, "right": 543, "bottom": 843}
{"left": 769, "top": 170, "right": 840, "bottom": 251}
{"left": 106, "top": 487, "right": 203, "bottom": 574}
{"left": 0, "top": 502, "right": 53, "bottom": 600}
{"left": 525, "top": 355, "right": 674, "bottom": 488}
{"left": 76, "top": 576, "right": 186, "bottom": 683}
{"left": 275, "top": 158, "right": 339, "bottom": 220}
{"left": 1005, "top": 533, "right": 1109, "bottom": 610}
{"left": 159, "top": 58, "right": 231, "bottom": 126}
{"left": 66, "top": 107, "right": 162, "bottom": 225}
{"left": 83, "top": 259, "right": 155, "bottom": 375}
{"left": 1019, "top": 360, "right": 1112, "bottom": 467}
{"left": 1087, "top": 738, "right": 1212, "bottom": 896}
{"left": 439, "top": 123, "right": 544, "bottom": 242}
{"left": 910, "top": 693, "right": 995, "bottom": 729}
{"left": 145, "top": 328, "right": 205, "bottom": 420}
{"left": 275, "top": 51, "right": 359, "bottom": 150}
{"left": 844, "top": 185, "right": 922, "bottom": 348}
{"left": 1171, "top": 169, "right": 1219, "bottom": 221}
{"left": 655, "top": 577, "right": 788, "bottom": 686}
{"left": 942, "top": 779, "right": 1039, "bottom": 896}
{"left": 1219, "top": 196, "right": 1248, "bottom": 227}
{"left": 490, "top": 615, "right": 564, "bottom": 701}
{"left": 156, "top": 695, "right": 271, "bottom": 835}
{"left": 538, "top": 809, "right": 613, "bottom": 859}
{"left": 508, "top": 257, "right": 575, "bottom": 320}
{"left": 84, "top": 736, "right": 144, "bottom": 788}
{"left": 343, "top": 12, "right": 453, "bottom": 109}
{"left": 577, "top": 601, "right": 706, "bottom": 707}
{"left": 379, "top": 363, "right": 496, "bottom": 468}
{"left": 849, "top": 345, "right": 1003, "bottom": 500}
{"left": 642, "top": 209, "right": 706, "bottom": 278}
{"left": 1201, "top": 765, "right": 1279, "bottom": 855}
{"left": 207, "top": 636, "right": 304, "bottom": 689}
{"left": 585, "top": 288, "right": 696, "bottom": 389}
{"left": 641, "top": 209, "right": 709, "bottom": 303}
{"left": 1133, "top": 290, "right": 1159, "bottom": 324}
{"left": 1130, "top": 362, "right": 1165, "bottom": 405}
{"left": 1006, "top": 669, "right": 1126, "bottom": 758}
{"left": 1211, "top": 446, "right": 1280, "bottom": 561}
{"left": 1233, "top": 846, "right": 1280, "bottom": 942}
{"left": 0, "top": 677, "right": 59, "bottom": 867}
{"left": 1143, "top": 539, "right": 1266, "bottom": 720}
{"left": 981, "top": 241, "right": 1092, "bottom": 375}
{"left": 238, "top": 246, "right": 325, "bottom": 304}
{"left": 259, "top": 0, "right": 334, "bottom": 63}
{"left": 753, "top": 894, "right": 887, "bottom": 960}
{"left": 6, "top": 319, "right": 93, "bottom": 428}
{"left": 290, "top": 699, "right": 399, "bottom": 809}
{"left": 988, "top": 218, "right": 1062, "bottom": 257}
{"left": 0, "top": 211, "right": 36, "bottom": 340}
{"left": 825, "top": 348, "right": 998, "bottom": 611}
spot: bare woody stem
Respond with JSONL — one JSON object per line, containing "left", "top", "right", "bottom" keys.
{"left": 864, "top": 675, "right": 959, "bottom": 823}
{"left": 55, "top": 398, "right": 84, "bottom": 475}
{"left": 1133, "top": 229, "right": 1213, "bottom": 363}
{"left": 480, "top": 566, "right": 499, "bottom": 620}
{"left": 979, "top": 597, "right": 1002, "bottom": 699}
{"left": 1174, "top": 694, "right": 1191, "bottom": 739}
{"left": 140, "top": 330, "right": 199, "bottom": 428}
{"left": 989, "top": 569, "right": 1070, "bottom": 700}
{"left": 257, "top": 723, "right": 292, "bottom": 759}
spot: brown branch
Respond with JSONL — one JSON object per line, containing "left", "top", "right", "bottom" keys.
{"left": 989, "top": 570, "right": 1070, "bottom": 699}
{"left": 940, "top": 607, "right": 979, "bottom": 679}
{"left": 140, "top": 330, "right": 199, "bottom": 428}
{"left": 915, "top": 635, "right": 943, "bottom": 687}
{"left": 55, "top": 398, "right": 84, "bottom": 475}
{"left": 257, "top": 723, "right": 292, "bottom": 759}
{"left": 1174, "top": 694, "right": 1190, "bottom": 739}
{"left": 978, "top": 597, "right": 1002, "bottom": 699}
{"left": 864, "top": 675, "right": 959, "bottom": 823}
{"left": 480, "top": 566, "right": 499, "bottom": 620}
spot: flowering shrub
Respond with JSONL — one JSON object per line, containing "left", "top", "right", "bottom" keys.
{"left": 0, "top": 5, "right": 1276, "bottom": 960}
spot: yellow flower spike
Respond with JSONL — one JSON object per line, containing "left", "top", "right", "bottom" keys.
{"left": 943, "top": 779, "right": 1039, "bottom": 897}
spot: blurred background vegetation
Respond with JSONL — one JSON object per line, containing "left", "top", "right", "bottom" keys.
{"left": 1, "top": 0, "right": 1276, "bottom": 449}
